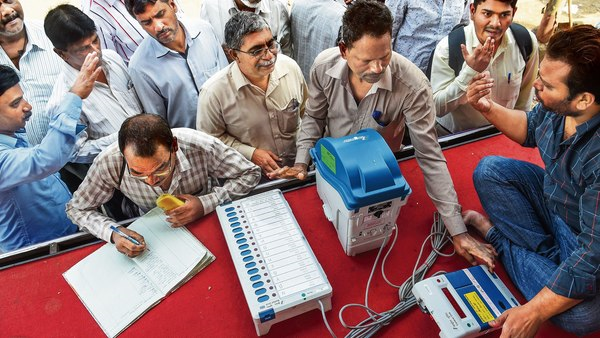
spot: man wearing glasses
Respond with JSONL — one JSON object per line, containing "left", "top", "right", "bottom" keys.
{"left": 125, "top": 0, "right": 228, "bottom": 129}
{"left": 66, "top": 114, "right": 261, "bottom": 258}
{"left": 197, "top": 12, "right": 306, "bottom": 177}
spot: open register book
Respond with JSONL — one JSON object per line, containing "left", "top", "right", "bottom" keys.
{"left": 63, "top": 207, "right": 215, "bottom": 337}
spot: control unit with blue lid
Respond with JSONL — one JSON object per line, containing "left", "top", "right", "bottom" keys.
{"left": 310, "top": 128, "right": 411, "bottom": 256}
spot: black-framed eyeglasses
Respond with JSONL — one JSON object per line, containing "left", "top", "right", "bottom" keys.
{"left": 233, "top": 40, "right": 280, "bottom": 59}
{"left": 128, "top": 152, "right": 173, "bottom": 181}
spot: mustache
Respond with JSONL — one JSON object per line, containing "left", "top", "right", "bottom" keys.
{"left": 2, "top": 13, "right": 19, "bottom": 25}
{"left": 157, "top": 28, "right": 173, "bottom": 36}
{"left": 257, "top": 59, "right": 276, "bottom": 67}
{"left": 484, "top": 26, "right": 502, "bottom": 32}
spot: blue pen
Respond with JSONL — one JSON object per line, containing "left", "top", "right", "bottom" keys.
{"left": 110, "top": 225, "right": 141, "bottom": 245}
{"left": 507, "top": 72, "right": 512, "bottom": 84}
{"left": 371, "top": 110, "right": 387, "bottom": 127}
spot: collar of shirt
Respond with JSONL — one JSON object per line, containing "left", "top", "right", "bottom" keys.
{"left": 151, "top": 20, "right": 201, "bottom": 58}
{"left": 543, "top": 108, "right": 600, "bottom": 160}
{"left": 324, "top": 53, "right": 393, "bottom": 93}
{"left": 230, "top": 56, "right": 289, "bottom": 93}
{"left": 23, "top": 21, "right": 54, "bottom": 55}
{"left": 0, "top": 129, "right": 29, "bottom": 148}
{"left": 228, "top": 0, "right": 271, "bottom": 15}
{"left": 0, "top": 133, "right": 18, "bottom": 148}
{"left": 574, "top": 110, "right": 600, "bottom": 141}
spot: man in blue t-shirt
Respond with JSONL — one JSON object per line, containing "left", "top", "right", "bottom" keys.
{"left": 0, "top": 53, "right": 100, "bottom": 252}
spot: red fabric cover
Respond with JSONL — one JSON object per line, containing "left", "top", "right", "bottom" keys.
{"left": 1, "top": 135, "right": 597, "bottom": 338}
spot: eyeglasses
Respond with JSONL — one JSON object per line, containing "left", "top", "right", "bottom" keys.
{"left": 128, "top": 152, "right": 173, "bottom": 181}
{"left": 233, "top": 40, "right": 280, "bottom": 59}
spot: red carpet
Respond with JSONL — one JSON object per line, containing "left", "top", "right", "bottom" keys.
{"left": 1, "top": 135, "right": 598, "bottom": 338}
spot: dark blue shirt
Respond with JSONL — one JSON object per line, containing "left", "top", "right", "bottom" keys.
{"left": 524, "top": 103, "right": 600, "bottom": 299}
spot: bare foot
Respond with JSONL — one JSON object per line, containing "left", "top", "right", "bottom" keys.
{"left": 463, "top": 210, "right": 494, "bottom": 238}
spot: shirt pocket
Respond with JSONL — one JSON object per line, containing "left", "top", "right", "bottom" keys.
{"left": 494, "top": 71, "right": 523, "bottom": 108}
{"left": 115, "top": 80, "right": 144, "bottom": 115}
{"left": 201, "top": 63, "right": 220, "bottom": 83}
{"left": 82, "top": 110, "right": 110, "bottom": 139}
{"left": 276, "top": 98, "right": 301, "bottom": 134}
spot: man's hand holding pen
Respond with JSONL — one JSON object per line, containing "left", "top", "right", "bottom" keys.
{"left": 110, "top": 226, "right": 146, "bottom": 258}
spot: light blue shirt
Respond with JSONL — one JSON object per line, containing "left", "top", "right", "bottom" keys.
{"left": 291, "top": 0, "right": 346, "bottom": 80}
{"left": 0, "top": 93, "right": 82, "bottom": 252}
{"left": 0, "top": 21, "right": 64, "bottom": 146}
{"left": 128, "top": 19, "right": 228, "bottom": 128}
{"left": 386, "top": 0, "right": 470, "bottom": 73}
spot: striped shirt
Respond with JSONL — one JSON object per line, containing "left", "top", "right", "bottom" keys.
{"left": 81, "top": 0, "right": 184, "bottom": 63}
{"left": 200, "top": 0, "right": 293, "bottom": 57}
{"left": 0, "top": 21, "right": 63, "bottom": 146}
{"left": 46, "top": 49, "right": 143, "bottom": 163}
{"left": 290, "top": 0, "right": 346, "bottom": 80}
{"left": 524, "top": 104, "right": 600, "bottom": 299}
{"left": 387, "top": 0, "right": 471, "bottom": 74}
{"left": 66, "top": 128, "right": 261, "bottom": 243}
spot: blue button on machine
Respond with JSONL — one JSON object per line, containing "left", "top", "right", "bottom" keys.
{"left": 257, "top": 295, "right": 270, "bottom": 303}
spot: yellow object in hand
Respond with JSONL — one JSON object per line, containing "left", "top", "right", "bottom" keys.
{"left": 157, "top": 194, "right": 184, "bottom": 211}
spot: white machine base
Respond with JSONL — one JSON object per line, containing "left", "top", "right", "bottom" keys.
{"left": 316, "top": 170, "right": 408, "bottom": 256}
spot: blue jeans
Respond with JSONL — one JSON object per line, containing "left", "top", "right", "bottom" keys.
{"left": 473, "top": 156, "right": 600, "bottom": 336}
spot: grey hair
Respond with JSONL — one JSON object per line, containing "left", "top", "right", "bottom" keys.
{"left": 224, "top": 11, "right": 271, "bottom": 50}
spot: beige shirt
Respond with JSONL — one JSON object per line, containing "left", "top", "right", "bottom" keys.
{"left": 296, "top": 47, "right": 467, "bottom": 236}
{"left": 197, "top": 54, "right": 307, "bottom": 167}
{"left": 432, "top": 22, "right": 538, "bottom": 133}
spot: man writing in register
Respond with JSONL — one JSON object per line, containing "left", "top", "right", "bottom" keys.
{"left": 464, "top": 25, "right": 600, "bottom": 336}
{"left": 269, "top": 0, "right": 496, "bottom": 269}
{"left": 67, "top": 114, "right": 261, "bottom": 258}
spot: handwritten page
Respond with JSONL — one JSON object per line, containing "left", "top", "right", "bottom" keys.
{"left": 64, "top": 208, "right": 214, "bottom": 337}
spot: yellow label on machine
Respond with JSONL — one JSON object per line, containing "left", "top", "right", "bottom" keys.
{"left": 464, "top": 291, "right": 494, "bottom": 323}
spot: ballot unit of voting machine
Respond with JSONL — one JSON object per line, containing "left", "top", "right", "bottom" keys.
{"left": 216, "top": 189, "right": 332, "bottom": 336}
{"left": 311, "top": 128, "right": 412, "bottom": 256}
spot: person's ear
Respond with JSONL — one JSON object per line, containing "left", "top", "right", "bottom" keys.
{"left": 339, "top": 41, "right": 348, "bottom": 59}
{"left": 54, "top": 48, "right": 68, "bottom": 62}
{"left": 575, "top": 92, "right": 596, "bottom": 111}
{"left": 171, "top": 137, "right": 179, "bottom": 153}
{"left": 227, "top": 48, "right": 239, "bottom": 62}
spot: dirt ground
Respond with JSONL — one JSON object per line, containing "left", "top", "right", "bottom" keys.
{"left": 515, "top": 0, "right": 599, "bottom": 29}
